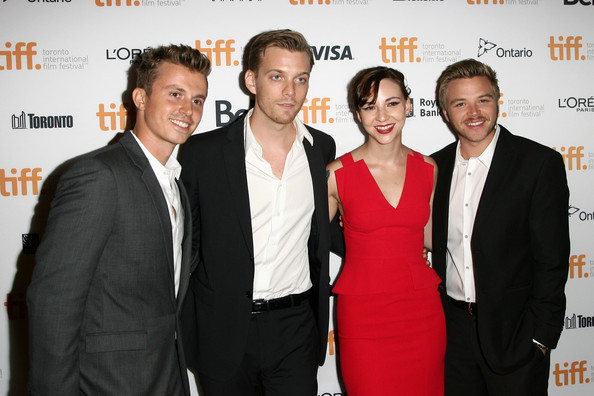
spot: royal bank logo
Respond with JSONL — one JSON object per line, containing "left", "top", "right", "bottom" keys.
{"left": 410, "top": 98, "right": 439, "bottom": 117}
{"left": 558, "top": 96, "right": 594, "bottom": 113}
{"left": 477, "top": 38, "right": 533, "bottom": 58}
{"left": 311, "top": 45, "right": 353, "bottom": 61}
{"left": 195, "top": 39, "right": 239, "bottom": 67}
{"left": 565, "top": 313, "right": 594, "bottom": 330}
{"left": 12, "top": 111, "right": 74, "bottom": 130}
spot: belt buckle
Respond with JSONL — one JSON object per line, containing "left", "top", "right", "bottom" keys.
{"left": 252, "top": 299, "right": 268, "bottom": 313}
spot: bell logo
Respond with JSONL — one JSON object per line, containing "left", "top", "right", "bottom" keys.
{"left": 96, "top": 103, "right": 128, "bottom": 131}
{"left": 548, "top": 36, "right": 585, "bottom": 61}
{"left": 564, "top": 0, "right": 594, "bottom": 5}
{"left": 379, "top": 37, "right": 420, "bottom": 64}
{"left": 195, "top": 40, "right": 238, "bottom": 67}
{"left": 95, "top": 0, "right": 140, "bottom": 6}
{"left": 0, "top": 168, "right": 43, "bottom": 197}
{"left": 301, "top": 98, "right": 332, "bottom": 124}
{"left": 552, "top": 146, "right": 587, "bottom": 171}
{"left": 0, "top": 42, "right": 41, "bottom": 71}
{"left": 569, "top": 254, "right": 588, "bottom": 279}
{"left": 467, "top": 0, "right": 504, "bottom": 4}
{"left": 553, "top": 360, "right": 590, "bottom": 386}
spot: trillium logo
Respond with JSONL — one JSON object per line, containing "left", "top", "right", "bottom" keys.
{"left": 477, "top": 38, "right": 497, "bottom": 57}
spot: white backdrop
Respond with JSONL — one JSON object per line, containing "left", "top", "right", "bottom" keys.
{"left": 1, "top": 1, "right": 593, "bottom": 395}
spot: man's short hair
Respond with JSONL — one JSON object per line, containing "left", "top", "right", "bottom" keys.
{"left": 242, "top": 29, "right": 314, "bottom": 74}
{"left": 136, "top": 44, "right": 211, "bottom": 95}
{"left": 436, "top": 58, "right": 499, "bottom": 111}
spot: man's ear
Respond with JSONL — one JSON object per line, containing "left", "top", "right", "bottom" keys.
{"left": 245, "top": 70, "right": 256, "bottom": 95}
{"left": 132, "top": 87, "right": 147, "bottom": 110}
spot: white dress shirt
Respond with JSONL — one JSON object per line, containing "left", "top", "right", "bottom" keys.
{"left": 244, "top": 109, "right": 315, "bottom": 300}
{"left": 132, "top": 132, "right": 183, "bottom": 297}
{"left": 446, "top": 126, "right": 500, "bottom": 303}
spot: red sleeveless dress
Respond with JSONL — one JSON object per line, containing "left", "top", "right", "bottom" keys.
{"left": 333, "top": 151, "right": 445, "bottom": 396}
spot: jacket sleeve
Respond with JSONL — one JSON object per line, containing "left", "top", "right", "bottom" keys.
{"left": 529, "top": 151, "right": 570, "bottom": 349}
{"left": 27, "top": 157, "right": 117, "bottom": 395}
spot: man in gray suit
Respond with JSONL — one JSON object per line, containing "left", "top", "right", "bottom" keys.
{"left": 27, "top": 44, "right": 210, "bottom": 396}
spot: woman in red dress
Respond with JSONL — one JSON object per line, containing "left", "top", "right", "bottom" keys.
{"left": 327, "top": 66, "right": 445, "bottom": 395}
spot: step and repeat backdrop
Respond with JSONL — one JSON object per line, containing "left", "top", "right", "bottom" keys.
{"left": 1, "top": 1, "right": 593, "bottom": 395}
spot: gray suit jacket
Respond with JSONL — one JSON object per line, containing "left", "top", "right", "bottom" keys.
{"left": 27, "top": 131, "right": 192, "bottom": 395}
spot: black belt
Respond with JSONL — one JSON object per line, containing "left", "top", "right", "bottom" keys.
{"left": 252, "top": 291, "right": 309, "bottom": 313}
{"left": 448, "top": 296, "right": 477, "bottom": 315}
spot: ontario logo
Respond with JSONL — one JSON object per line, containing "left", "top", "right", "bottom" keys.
{"left": 12, "top": 111, "right": 74, "bottom": 130}
{"left": 477, "top": 38, "right": 533, "bottom": 58}
{"left": 569, "top": 205, "right": 594, "bottom": 221}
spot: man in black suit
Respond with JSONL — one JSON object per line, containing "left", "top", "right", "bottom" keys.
{"left": 27, "top": 45, "right": 210, "bottom": 395}
{"left": 180, "top": 29, "right": 335, "bottom": 396}
{"left": 431, "top": 59, "right": 570, "bottom": 396}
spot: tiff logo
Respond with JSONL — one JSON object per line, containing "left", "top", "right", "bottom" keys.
{"left": 553, "top": 361, "right": 590, "bottom": 386}
{"left": 95, "top": 0, "right": 140, "bottom": 6}
{"left": 97, "top": 103, "right": 128, "bottom": 131}
{"left": 195, "top": 40, "right": 238, "bottom": 67}
{"left": 548, "top": 36, "right": 585, "bottom": 61}
{"left": 552, "top": 146, "right": 587, "bottom": 171}
{"left": 301, "top": 98, "right": 332, "bottom": 124}
{"left": 467, "top": 0, "right": 504, "bottom": 3}
{"left": 569, "top": 254, "right": 588, "bottom": 279}
{"left": 0, "top": 168, "right": 43, "bottom": 196}
{"left": 379, "top": 37, "right": 420, "bottom": 64}
{"left": 0, "top": 42, "right": 41, "bottom": 70}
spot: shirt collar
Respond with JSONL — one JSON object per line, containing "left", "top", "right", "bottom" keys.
{"left": 131, "top": 131, "right": 181, "bottom": 180}
{"left": 455, "top": 124, "right": 500, "bottom": 168}
{"left": 243, "top": 108, "right": 314, "bottom": 156}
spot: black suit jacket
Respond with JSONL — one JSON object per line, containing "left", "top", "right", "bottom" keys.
{"left": 179, "top": 115, "right": 336, "bottom": 380}
{"left": 28, "top": 131, "right": 192, "bottom": 395}
{"left": 431, "top": 126, "right": 570, "bottom": 374}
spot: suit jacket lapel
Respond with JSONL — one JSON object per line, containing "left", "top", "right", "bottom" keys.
{"left": 223, "top": 122, "right": 255, "bottom": 257}
{"left": 120, "top": 132, "right": 176, "bottom": 301}
{"left": 177, "top": 179, "right": 192, "bottom": 309}
{"left": 435, "top": 144, "right": 456, "bottom": 246}
{"left": 303, "top": 137, "right": 326, "bottom": 250}
{"left": 473, "top": 127, "right": 516, "bottom": 235}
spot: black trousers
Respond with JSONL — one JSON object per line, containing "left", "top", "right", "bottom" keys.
{"left": 198, "top": 301, "right": 319, "bottom": 396}
{"left": 444, "top": 300, "right": 551, "bottom": 396}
